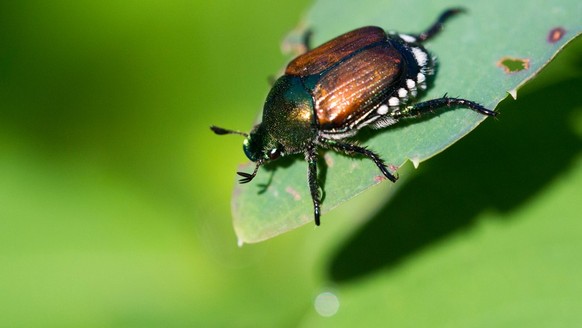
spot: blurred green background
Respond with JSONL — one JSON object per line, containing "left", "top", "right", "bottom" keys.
{"left": 1, "top": 1, "right": 581, "bottom": 327}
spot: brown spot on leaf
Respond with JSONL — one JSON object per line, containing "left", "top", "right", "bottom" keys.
{"left": 497, "top": 56, "right": 530, "bottom": 74}
{"left": 285, "top": 186, "right": 301, "bottom": 201}
{"left": 374, "top": 175, "right": 386, "bottom": 183}
{"left": 324, "top": 153, "right": 334, "bottom": 167}
{"left": 547, "top": 27, "right": 566, "bottom": 43}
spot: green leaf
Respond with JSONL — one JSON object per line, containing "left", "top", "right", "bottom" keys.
{"left": 232, "top": 0, "right": 582, "bottom": 243}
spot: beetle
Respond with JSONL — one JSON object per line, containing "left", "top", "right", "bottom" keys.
{"left": 211, "top": 8, "right": 496, "bottom": 226}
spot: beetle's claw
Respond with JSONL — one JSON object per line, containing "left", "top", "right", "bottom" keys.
{"left": 237, "top": 171, "right": 254, "bottom": 184}
{"left": 236, "top": 163, "right": 261, "bottom": 184}
{"left": 391, "top": 172, "right": 399, "bottom": 182}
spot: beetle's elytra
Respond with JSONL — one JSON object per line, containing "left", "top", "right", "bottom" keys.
{"left": 211, "top": 8, "right": 496, "bottom": 226}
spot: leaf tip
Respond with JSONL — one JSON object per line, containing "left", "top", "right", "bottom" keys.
{"left": 410, "top": 157, "right": 421, "bottom": 169}
{"left": 508, "top": 88, "right": 518, "bottom": 100}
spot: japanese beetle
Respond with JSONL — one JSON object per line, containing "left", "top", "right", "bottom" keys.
{"left": 211, "top": 8, "right": 496, "bottom": 226}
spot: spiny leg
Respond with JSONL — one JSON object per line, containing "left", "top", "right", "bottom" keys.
{"left": 413, "top": 8, "right": 465, "bottom": 43}
{"left": 318, "top": 137, "right": 398, "bottom": 183}
{"left": 305, "top": 143, "right": 321, "bottom": 226}
{"left": 395, "top": 96, "right": 497, "bottom": 119}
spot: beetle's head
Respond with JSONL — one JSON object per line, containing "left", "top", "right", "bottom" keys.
{"left": 243, "top": 125, "right": 284, "bottom": 163}
{"left": 210, "top": 124, "right": 283, "bottom": 184}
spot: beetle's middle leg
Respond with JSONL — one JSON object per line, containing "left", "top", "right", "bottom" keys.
{"left": 318, "top": 137, "right": 398, "bottom": 183}
{"left": 305, "top": 143, "right": 321, "bottom": 226}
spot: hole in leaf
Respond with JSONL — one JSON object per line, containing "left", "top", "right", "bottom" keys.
{"left": 497, "top": 56, "right": 530, "bottom": 74}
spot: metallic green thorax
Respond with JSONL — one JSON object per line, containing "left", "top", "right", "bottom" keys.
{"left": 243, "top": 75, "right": 316, "bottom": 162}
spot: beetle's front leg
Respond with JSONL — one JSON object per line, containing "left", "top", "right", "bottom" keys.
{"left": 305, "top": 143, "right": 321, "bottom": 226}
{"left": 318, "top": 137, "right": 398, "bottom": 183}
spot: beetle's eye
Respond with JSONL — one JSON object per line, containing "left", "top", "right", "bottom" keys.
{"left": 269, "top": 148, "right": 281, "bottom": 160}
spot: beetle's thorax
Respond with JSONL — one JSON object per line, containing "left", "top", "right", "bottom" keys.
{"left": 260, "top": 75, "right": 317, "bottom": 155}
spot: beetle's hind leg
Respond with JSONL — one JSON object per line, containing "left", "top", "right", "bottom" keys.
{"left": 412, "top": 8, "right": 465, "bottom": 43}
{"left": 318, "top": 137, "right": 398, "bottom": 183}
{"left": 395, "top": 96, "right": 497, "bottom": 119}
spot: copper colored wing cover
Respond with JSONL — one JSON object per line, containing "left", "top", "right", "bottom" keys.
{"left": 285, "top": 26, "right": 386, "bottom": 76}
{"left": 313, "top": 44, "right": 403, "bottom": 129}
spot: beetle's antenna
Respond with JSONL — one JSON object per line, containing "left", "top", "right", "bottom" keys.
{"left": 210, "top": 126, "right": 248, "bottom": 137}
{"left": 237, "top": 163, "right": 261, "bottom": 184}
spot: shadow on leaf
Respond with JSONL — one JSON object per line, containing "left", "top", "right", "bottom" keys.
{"left": 328, "top": 75, "right": 582, "bottom": 283}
